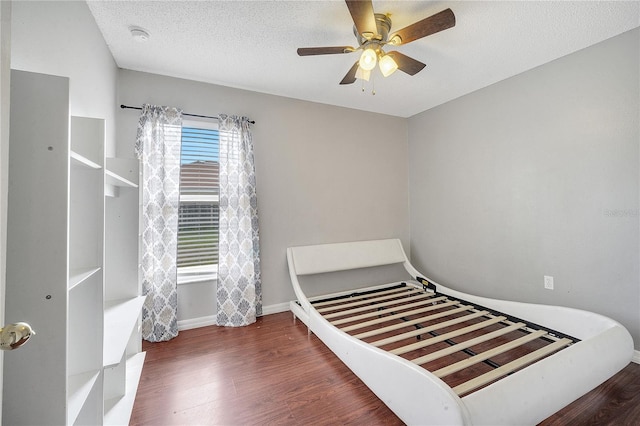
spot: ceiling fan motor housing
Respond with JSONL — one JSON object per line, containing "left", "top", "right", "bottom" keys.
{"left": 353, "top": 13, "right": 392, "bottom": 46}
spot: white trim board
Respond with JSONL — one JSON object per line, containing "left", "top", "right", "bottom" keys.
{"left": 177, "top": 302, "right": 290, "bottom": 331}
{"left": 633, "top": 350, "right": 640, "bottom": 364}
{"left": 177, "top": 315, "right": 216, "bottom": 331}
{"left": 261, "top": 301, "right": 290, "bottom": 316}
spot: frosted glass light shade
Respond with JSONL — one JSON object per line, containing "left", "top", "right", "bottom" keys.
{"left": 355, "top": 67, "right": 371, "bottom": 81}
{"left": 359, "top": 48, "right": 377, "bottom": 71}
{"left": 379, "top": 54, "right": 398, "bottom": 77}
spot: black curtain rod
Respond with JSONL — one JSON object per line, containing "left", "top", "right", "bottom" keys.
{"left": 120, "top": 104, "right": 255, "bottom": 124}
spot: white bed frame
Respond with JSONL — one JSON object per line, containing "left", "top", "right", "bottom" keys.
{"left": 287, "top": 239, "right": 634, "bottom": 425}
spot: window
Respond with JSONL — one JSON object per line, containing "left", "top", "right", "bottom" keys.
{"left": 177, "top": 121, "right": 219, "bottom": 284}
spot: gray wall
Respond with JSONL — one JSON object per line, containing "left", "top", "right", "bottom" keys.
{"left": 116, "top": 70, "right": 409, "bottom": 322}
{"left": 408, "top": 29, "right": 640, "bottom": 347}
{"left": 10, "top": 1, "right": 118, "bottom": 156}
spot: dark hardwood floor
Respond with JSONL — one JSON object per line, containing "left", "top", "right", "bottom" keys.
{"left": 131, "top": 312, "right": 640, "bottom": 425}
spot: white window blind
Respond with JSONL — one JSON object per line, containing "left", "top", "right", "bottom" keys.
{"left": 177, "top": 124, "right": 219, "bottom": 283}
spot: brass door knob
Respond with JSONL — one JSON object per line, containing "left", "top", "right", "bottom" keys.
{"left": 0, "top": 322, "right": 35, "bottom": 350}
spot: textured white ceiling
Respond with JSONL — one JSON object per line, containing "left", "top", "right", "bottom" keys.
{"left": 87, "top": 1, "right": 640, "bottom": 118}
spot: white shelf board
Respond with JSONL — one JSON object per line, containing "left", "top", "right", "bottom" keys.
{"left": 105, "top": 183, "right": 117, "bottom": 198}
{"left": 68, "top": 369, "right": 101, "bottom": 426}
{"left": 105, "top": 170, "right": 138, "bottom": 188}
{"left": 70, "top": 150, "right": 102, "bottom": 169}
{"left": 104, "top": 352, "right": 146, "bottom": 426}
{"left": 106, "top": 158, "right": 138, "bottom": 186}
{"left": 69, "top": 266, "right": 102, "bottom": 291}
{"left": 104, "top": 296, "right": 146, "bottom": 367}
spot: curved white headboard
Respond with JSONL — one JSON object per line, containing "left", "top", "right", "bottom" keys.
{"left": 288, "top": 238, "right": 408, "bottom": 276}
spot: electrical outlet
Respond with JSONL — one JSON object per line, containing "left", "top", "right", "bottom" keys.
{"left": 544, "top": 275, "right": 554, "bottom": 290}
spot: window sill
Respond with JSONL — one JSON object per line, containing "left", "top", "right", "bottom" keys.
{"left": 177, "top": 273, "right": 217, "bottom": 285}
{"left": 177, "top": 265, "right": 218, "bottom": 285}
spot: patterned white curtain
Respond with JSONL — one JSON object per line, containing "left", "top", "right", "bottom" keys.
{"left": 135, "top": 104, "right": 182, "bottom": 342}
{"left": 216, "top": 115, "right": 262, "bottom": 326}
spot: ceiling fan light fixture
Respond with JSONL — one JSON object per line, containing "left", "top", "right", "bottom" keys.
{"left": 379, "top": 54, "right": 398, "bottom": 77}
{"left": 361, "top": 31, "right": 375, "bottom": 40}
{"left": 355, "top": 66, "right": 371, "bottom": 81}
{"left": 388, "top": 34, "right": 402, "bottom": 46}
{"left": 359, "top": 48, "right": 377, "bottom": 71}
{"left": 297, "top": 2, "right": 456, "bottom": 87}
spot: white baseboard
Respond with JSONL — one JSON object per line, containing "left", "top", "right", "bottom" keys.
{"left": 633, "top": 350, "right": 640, "bottom": 364}
{"left": 177, "top": 302, "right": 291, "bottom": 331}
{"left": 177, "top": 315, "right": 217, "bottom": 331}
{"left": 261, "top": 301, "right": 290, "bottom": 316}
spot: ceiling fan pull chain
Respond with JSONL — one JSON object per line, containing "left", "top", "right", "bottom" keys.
{"left": 371, "top": 72, "right": 376, "bottom": 95}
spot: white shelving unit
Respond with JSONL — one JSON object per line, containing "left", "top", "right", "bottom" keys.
{"left": 69, "top": 115, "right": 106, "bottom": 425}
{"left": 104, "top": 156, "right": 144, "bottom": 424}
{"left": 69, "top": 267, "right": 103, "bottom": 291}
{"left": 68, "top": 370, "right": 101, "bottom": 425}
{"left": 104, "top": 352, "right": 146, "bottom": 425}
{"left": 104, "top": 297, "right": 146, "bottom": 367}
{"left": 5, "top": 69, "right": 145, "bottom": 425}
{"left": 105, "top": 157, "right": 138, "bottom": 197}
{"left": 71, "top": 150, "right": 102, "bottom": 169}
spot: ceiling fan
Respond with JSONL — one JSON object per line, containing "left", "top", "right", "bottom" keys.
{"left": 297, "top": 1, "right": 456, "bottom": 85}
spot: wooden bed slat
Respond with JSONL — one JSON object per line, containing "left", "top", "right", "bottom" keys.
{"left": 311, "top": 286, "right": 411, "bottom": 308}
{"left": 433, "top": 330, "right": 548, "bottom": 378}
{"left": 331, "top": 296, "right": 448, "bottom": 326}
{"left": 391, "top": 316, "right": 507, "bottom": 356}
{"left": 353, "top": 306, "right": 473, "bottom": 339}
{"left": 339, "top": 299, "right": 455, "bottom": 332}
{"left": 323, "top": 292, "right": 434, "bottom": 319}
{"left": 370, "top": 311, "right": 490, "bottom": 347}
{"left": 452, "top": 338, "right": 573, "bottom": 396}
{"left": 316, "top": 288, "right": 422, "bottom": 313}
{"left": 411, "top": 322, "right": 527, "bottom": 366}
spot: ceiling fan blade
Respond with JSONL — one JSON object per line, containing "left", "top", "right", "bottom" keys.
{"left": 339, "top": 61, "right": 360, "bottom": 85}
{"left": 386, "top": 51, "right": 426, "bottom": 76}
{"left": 345, "top": 0, "right": 377, "bottom": 39}
{"left": 297, "top": 46, "right": 355, "bottom": 56}
{"left": 388, "top": 8, "right": 455, "bottom": 46}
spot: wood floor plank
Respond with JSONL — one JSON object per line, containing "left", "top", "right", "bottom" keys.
{"left": 538, "top": 360, "right": 640, "bottom": 426}
{"left": 131, "top": 312, "right": 640, "bottom": 425}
